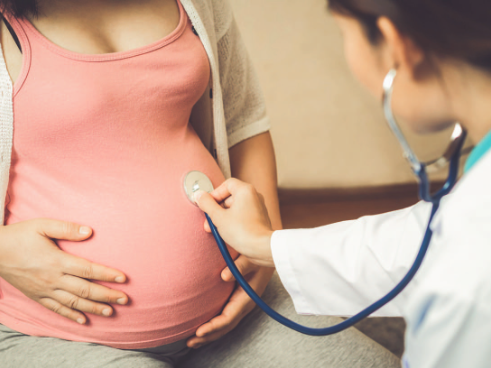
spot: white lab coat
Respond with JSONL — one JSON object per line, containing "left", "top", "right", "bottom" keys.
{"left": 271, "top": 150, "right": 491, "bottom": 368}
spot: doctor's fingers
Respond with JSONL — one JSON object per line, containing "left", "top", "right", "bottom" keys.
{"left": 207, "top": 178, "right": 252, "bottom": 203}
{"left": 194, "top": 190, "right": 227, "bottom": 220}
{"left": 203, "top": 198, "right": 229, "bottom": 232}
{"left": 221, "top": 190, "right": 263, "bottom": 209}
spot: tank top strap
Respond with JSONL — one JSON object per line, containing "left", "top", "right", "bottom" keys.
{"left": 1, "top": 13, "right": 32, "bottom": 56}
{"left": 1, "top": 13, "right": 32, "bottom": 95}
{"left": 0, "top": 13, "right": 21, "bottom": 52}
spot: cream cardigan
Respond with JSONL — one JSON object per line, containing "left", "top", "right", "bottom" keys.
{"left": 0, "top": 0, "right": 271, "bottom": 224}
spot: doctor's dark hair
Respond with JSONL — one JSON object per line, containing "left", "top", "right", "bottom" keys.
{"left": 0, "top": 0, "right": 37, "bottom": 18}
{"left": 328, "top": 0, "right": 491, "bottom": 72}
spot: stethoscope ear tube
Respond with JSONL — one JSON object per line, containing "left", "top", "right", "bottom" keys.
{"left": 383, "top": 68, "right": 467, "bottom": 201}
{"left": 207, "top": 202, "right": 438, "bottom": 336}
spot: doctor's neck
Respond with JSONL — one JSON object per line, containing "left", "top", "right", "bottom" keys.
{"left": 445, "top": 65, "right": 491, "bottom": 144}
{"left": 435, "top": 61, "right": 491, "bottom": 144}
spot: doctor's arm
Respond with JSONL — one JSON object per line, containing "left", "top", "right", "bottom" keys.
{"left": 271, "top": 201, "right": 431, "bottom": 317}
{"left": 195, "top": 180, "right": 435, "bottom": 318}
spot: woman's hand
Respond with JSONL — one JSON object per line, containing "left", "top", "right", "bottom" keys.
{"left": 0, "top": 219, "right": 128, "bottom": 324}
{"left": 194, "top": 178, "right": 275, "bottom": 267}
{"left": 186, "top": 255, "right": 274, "bottom": 349}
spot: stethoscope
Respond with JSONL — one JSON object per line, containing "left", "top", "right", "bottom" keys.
{"left": 183, "top": 68, "right": 468, "bottom": 336}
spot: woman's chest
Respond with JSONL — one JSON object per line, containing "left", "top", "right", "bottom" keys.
{"left": 28, "top": 0, "right": 181, "bottom": 55}
{"left": 12, "top": 17, "right": 210, "bottom": 159}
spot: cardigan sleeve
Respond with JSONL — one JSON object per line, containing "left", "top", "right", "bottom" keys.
{"left": 216, "top": 10, "right": 271, "bottom": 148}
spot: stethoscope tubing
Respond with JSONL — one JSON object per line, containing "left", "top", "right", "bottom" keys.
{"left": 205, "top": 133, "right": 466, "bottom": 336}
{"left": 202, "top": 68, "right": 467, "bottom": 336}
{"left": 206, "top": 201, "right": 439, "bottom": 336}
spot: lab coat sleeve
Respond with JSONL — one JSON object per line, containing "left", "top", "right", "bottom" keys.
{"left": 271, "top": 200, "right": 433, "bottom": 317}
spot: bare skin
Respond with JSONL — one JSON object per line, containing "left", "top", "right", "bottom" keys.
{"left": 2, "top": 0, "right": 180, "bottom": 82}
{"left": 0, "top": 0, "right": 282, "bottom": 348}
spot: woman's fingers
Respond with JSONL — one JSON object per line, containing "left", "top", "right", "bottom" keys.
{"left": 52, "top": 289, "right": 115, "bottom": 319}
{"left": 35, "top": 218, "right": 92, "bottom": 241}
{"left": 38, "top": 297, "right": 87, "bottom": 324}
{"left": 0, "top": 218, "right": 130, "bottom": 324}
{"left": 195, "top": 315, "right": 230, "bottom": 338}
{"left": 221, "top": 255, "right": 260, "bottom": 282}
{"left": 203, "top": 218, "right": 211, "bottom": 233}
{"left": 188, "top": 315, "right": 233, "bottom": 348}
{"left": 61, "top": 254, "right": 126, "bottom": 283}
{"left": 60, "top": 274, "right": 128, "bottom": 305}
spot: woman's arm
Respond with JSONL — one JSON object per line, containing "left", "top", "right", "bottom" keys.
{"left": 229, "top": 131, "right": 282, "bottom": 231}
{"left": 225, "top": 130, "right": 281, "bottom": 280}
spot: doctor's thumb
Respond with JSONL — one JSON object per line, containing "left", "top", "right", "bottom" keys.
{"left": 194, "top": 190, "right": 223, "bottom": 219}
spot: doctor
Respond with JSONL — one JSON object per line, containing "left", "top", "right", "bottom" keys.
{"left": 193, "top": 0, "right": 491, "bottom": 367}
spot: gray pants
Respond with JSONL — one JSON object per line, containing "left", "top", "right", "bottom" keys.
{"left": 0, "top": 273, "right": 401, "bottom": 368}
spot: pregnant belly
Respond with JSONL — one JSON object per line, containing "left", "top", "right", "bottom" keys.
{"left": 1, "top": 129, "right": 238, "bottom": 348}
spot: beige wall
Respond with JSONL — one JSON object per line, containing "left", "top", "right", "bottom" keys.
{"left": 230, "top": 0, "right": 457, "bottom": 189}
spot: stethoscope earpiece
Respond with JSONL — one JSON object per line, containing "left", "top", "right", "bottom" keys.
{"left": 382, "top": 68, "right": 466, "bottom": 202}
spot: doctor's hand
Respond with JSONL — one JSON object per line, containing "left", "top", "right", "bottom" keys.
{"left": 194, "top": 178, "right": 275, "bottom": 268}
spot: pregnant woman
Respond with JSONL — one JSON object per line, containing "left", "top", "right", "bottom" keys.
{"left": 0, "top": 0, "right": 400, "bottom": 367}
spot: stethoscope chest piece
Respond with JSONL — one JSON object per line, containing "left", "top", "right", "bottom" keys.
{"left": 184, "top": 171, "right": 214, "bottom": 205}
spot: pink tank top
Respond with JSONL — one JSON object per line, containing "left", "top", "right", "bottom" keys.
{"left": 0, "top": 1, "right": 238, "bottom": 349}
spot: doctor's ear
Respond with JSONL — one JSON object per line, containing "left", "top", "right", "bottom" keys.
{"left": 376, "top": 17, "right": 426, "bottom": 78}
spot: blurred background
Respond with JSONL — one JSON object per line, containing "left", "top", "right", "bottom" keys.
{"left": 229, "top": 0, "right": 458, "bottom": 190}
{"left": 229, "top": 0, "right": 470, "bottom": 358}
